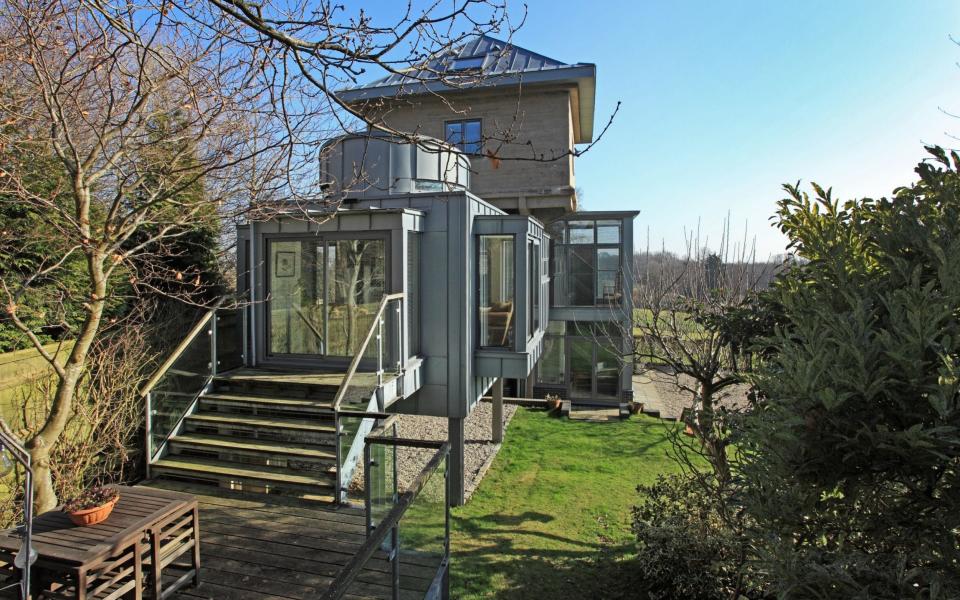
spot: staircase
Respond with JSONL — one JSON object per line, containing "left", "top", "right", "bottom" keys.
{"left": 150, "top": 371, "right": 344, "bottom": 503}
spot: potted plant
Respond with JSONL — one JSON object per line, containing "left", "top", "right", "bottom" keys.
{"left": 545, "top": 394, "right": 562, "bottom": 411}
{"left": 64, "top": 486, "right": 120, "bottom": 527}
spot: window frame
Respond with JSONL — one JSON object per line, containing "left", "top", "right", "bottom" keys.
{"left": 445, "top": 118, "right": 483, "bottom": 155}
{"left": 550, "top": 219, "right": 624, "bottom": 308}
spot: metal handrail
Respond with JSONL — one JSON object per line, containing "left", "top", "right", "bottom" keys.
{"left": 140, "top": 297, "right": 227, "bottom": 398}
{"left": 322, "top": 441, "right": 450, "bottom": 600}
{"left": 331, "top": 292, "right": 405, "bottom": 412}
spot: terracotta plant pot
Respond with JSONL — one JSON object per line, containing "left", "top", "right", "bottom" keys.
{"left": 68, "top": 495, "right": 119, "bottom": 527}
{"left": 547, "top": 397, "right": 562, "bottom": 411}
{"left": 630, "top": 402, "right": 643, "bottom": 415}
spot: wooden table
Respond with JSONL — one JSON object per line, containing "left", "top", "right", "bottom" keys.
{"left": 0, "top": 486, "right": 199, "bottom": 600}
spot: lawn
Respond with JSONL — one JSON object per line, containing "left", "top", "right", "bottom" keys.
{"left": 448, "top": 408, "right": 684, "bottom": 599}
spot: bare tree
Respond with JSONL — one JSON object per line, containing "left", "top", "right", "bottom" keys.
{"left": 0, "top": 0, "right": 297, "bottom": 511}
{"left": 632, "top": 222, "right": 775, "bottom": 483}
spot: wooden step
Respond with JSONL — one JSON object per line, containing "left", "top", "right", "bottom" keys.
{"left": 151, "top": 457, "right": 336, "bottom": 501}
{"left": 200, "top": 393, "right": 334, "bottom": 416}
{"left": 185, "top": 413, "right": 336, "bottom": 433}
{"left": 212, "top": 373, "right": 340, "bottom": 400}
{"left": 169, "top": 433, "right": 337, "bottom": 463}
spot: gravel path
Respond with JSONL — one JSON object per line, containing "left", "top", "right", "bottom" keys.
{"left": 633, "top": 366, "right": 750, "bottom": 420}
{"left": 349, "top": 401, "right": 517, "bottom": 502}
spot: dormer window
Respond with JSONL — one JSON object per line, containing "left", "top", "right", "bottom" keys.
{"left": 445, "top": 119, "right": 482, "bottom": 155}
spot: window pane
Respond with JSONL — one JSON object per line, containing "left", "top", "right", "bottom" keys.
{"left": 569, "top": 246, "right": 595, "bottom": 305}
{"left": 597, "top": 224, "right": 620, "bottom": 244}
{"left": 463, "top": 120, "right": 482, "bottom": 154}
{"left": 546, "top": 320, "right": 566, "bottom": 335}
{"left": 596, "top": 343, "right": 621, "bottom": 399}
{"left": 327, "top": 240, "right": 385, "bottom": 357}
{"left": 596, "top": 270, "right": 620, "bottom": 305}
{"left": 268, "top": 240, "right": 324, "bottom": 356}
{"left": 569, "top": 339, "right": 594, "bottom": 397}
{"left": 530, "top": 242, "right": 540, "bottom": 333}
{"left": 539, "top": 335, "right": 565, "bottom": 384}
{"left": 568, "top": 221, "right": 595, "bottom": 244}
{"left": 591, "top": 322, "right": 622, "bottom": 337}
{"left": 444, "top": 122, "right": 462, "bottom": 146}
{"left": 597, "top": 248, "right": 619, "bottom": 270}
{"left": 408, "top": 233, "right": 420, "bottom": 356}
{"left": 479, "top": 235, "right": 515, "bottom": 347}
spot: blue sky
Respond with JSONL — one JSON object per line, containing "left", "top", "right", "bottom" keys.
{"left": 356, "top": 1, "right": 960, "bottom": 256}
{"left": 508, "top": 1, "right": 960, "bottom": 257}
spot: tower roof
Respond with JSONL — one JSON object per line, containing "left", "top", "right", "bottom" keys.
{"left": 338, "top": 35, "right": 597, "bottom": 142}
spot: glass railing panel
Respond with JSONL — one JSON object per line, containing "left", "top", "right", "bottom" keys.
{"left": 214, "top": 308, "right": 243, "bottom": 373}
{"left": 322, "top": 443, "right": 448, "bottom": 600}
{"left": 148, "top": 318, "right": 212, "bottom": 459}
{"left": 335, "top": 296, "right": 404, "bottom": 412}
{"left": 337, "top": 414, "right": 368, "bottom": 501}
{"left": 398, "top": 453, "right": 448, "bottom": 597}
{"left": 365, "top": 426, "right": 398, "bottom": 531}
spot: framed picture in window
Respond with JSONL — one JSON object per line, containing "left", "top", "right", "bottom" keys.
{"left": 275, "top": 251, "right": 296, "bottom": 278}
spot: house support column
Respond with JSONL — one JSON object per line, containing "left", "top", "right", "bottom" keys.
{"left": 492, "top": 379, "right": 504, "bottom": 444}
{"left": 448, "top": 416, "right": 466, "bottom": 507}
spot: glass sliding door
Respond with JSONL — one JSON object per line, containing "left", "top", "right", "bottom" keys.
{"left": 268, "top": 240, "right": 325, "bottom": 356}
{"left": 266, "top": 236, "right": 385, "bottom": 361}
{"left": 569, "top": 338, "right": 594, "bottom": 398}
{"left": 563, "top": 326, "right": 623, "bottom": 403}
{"left": 326, "top": 239, "right": 385, "bottom": 358}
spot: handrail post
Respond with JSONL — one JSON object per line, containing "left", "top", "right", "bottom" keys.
{"left": 145, "top": 391, "right": 153, "bottom": 477}
{"left": 395, "top": 300, "right": 403, "bottom": 374}
{"left": 210, "top": 309, "right": 218, "bottom": 377}
{"left": 376, "top": 313, "right": 384, "bottom": 388}
{"left": 391, "top": 525, "right": 400, "bottom": 600}
{"left": 335, "top": 412, "right": 342, "bottom": 505}
{"left": 391, "top": 423, "right": 398, "bottom": 504}
{"left": 443, "top": 451, "right": 451, "bottom": 598}
{"left": 364, "top": 439, "right": 373, "bottom": 535}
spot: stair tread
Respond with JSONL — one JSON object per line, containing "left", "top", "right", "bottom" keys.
{"left": 186, "top": 413, "right": 336, "bottom": 432}
{"left": 169, "top": 433, "right": 337, "bottom": 459}
{"left": 214, "top": 372, "right": 342, "bottom": 388}
{"left": 202, "top": 393, "right": 333, "bottom": 409}
{"left": 153, "top": 457, "right": 335, "bottom": 487}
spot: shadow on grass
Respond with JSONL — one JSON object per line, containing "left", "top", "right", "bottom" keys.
{"left": 451, "top": 535, "right": 644, "bottom": 600}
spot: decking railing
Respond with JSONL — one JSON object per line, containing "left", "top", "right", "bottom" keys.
{"left": 141, "top": 298, "right": 243, "bottom": 471}
{"left": 333, "top": 293, "right": 405, "bottom": 502}
{"left": 322, "top": 427, "right": 450, "bottom": 600}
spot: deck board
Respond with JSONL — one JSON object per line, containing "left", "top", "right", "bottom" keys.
{"left": 148, "top": 481, "right": 437, "bottom": 600}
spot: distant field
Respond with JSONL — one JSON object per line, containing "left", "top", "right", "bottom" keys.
{"left": 0, "top": 342, "right": 71, "bottom": 427}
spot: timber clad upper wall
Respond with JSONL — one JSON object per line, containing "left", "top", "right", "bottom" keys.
{"left": 358, "top": 88, "right": 575, "bottom": 207}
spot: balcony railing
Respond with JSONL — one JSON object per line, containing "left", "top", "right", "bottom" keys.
{"left": 333, "top": 293, "right": 405, "bottom": 502}
{"left": 141, "top": 298, "right": 243, "bottom": 468}
{"left": 322, "top": 423, "right": 450, "bottom": 600}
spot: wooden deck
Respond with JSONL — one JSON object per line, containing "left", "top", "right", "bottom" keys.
{"left": 148, "top": 481, "right": 437, "bottom": 600}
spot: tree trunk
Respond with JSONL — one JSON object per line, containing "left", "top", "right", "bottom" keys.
{"left": 693, "top": 382, "right": 731, "bottom": 485}
{"left": 26, "top": 236, "right": 108, "bottom": 513}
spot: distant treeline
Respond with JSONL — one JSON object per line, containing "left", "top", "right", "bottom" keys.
{"left": 632, "top": 251, "right": 789, "bottom": 301}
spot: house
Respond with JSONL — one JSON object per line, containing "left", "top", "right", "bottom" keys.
{"left": 338, "top": 35, "right": 596, "bottom": 221}
{"left": 142, "top": 38, "right": 635, "bottom": 583}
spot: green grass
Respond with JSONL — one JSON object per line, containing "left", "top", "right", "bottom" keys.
{"left": 447, "top": 409, "right": 685, "bottom": 599}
